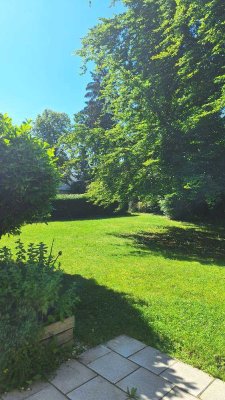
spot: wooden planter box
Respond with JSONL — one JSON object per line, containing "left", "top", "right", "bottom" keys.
{"left": 40, "top": 316, "right": 75, "bottom": 347}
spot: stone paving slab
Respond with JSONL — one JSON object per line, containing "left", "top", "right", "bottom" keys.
{"left": 24, "top": 384, "right": 67, "bottom": 400}
{"left": 67, "top": 376, "right": 126, "bottom": 400}
{"left": 117, "top": 367, "right": 174, "bottom": 399}
{"left": 129, "top": 346, "right": 176, "bottom": 375}
{"left": 88, "top": 351, "right": 139, "bottom": 383}
{"left": 161, "top": 361, "right": 214, "bottom": 397}
{"left": 163, "top": 387, "right": 197, "bottom": 399}
{"left": 106, "top": 335, "right": 146, "bottom": 357}
{"left": 200, "top": 378, "right": 225, "bottom": 400}
{"left": 78, "top": 345, "right": 111, "bottom": 365}
{"left": 3, "top": 335, "right": 225, "bottom": 400}
{"left": 50, "top": 360, "right": 96, "bottom": 393}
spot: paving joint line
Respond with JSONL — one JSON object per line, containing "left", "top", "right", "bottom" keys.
{"left": 197, "top": 377, "right": 216, "bottom": 398}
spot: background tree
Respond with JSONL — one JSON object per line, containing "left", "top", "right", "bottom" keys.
{"left": 0, "top": 114, "right": 58, "bottom": 237}
{"left": 32, "top": 109, "right": 72, "bottom": 180}
{"left": 63, "top": 71, "right": 115, "bottom": 193}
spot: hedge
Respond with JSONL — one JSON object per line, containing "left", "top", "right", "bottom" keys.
{"left": 51, "top": 194, "right": 124, "bottom": 220}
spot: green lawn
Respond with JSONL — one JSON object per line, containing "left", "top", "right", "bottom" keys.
{"left": 2, "top": 213, "right": 225, "bottom": 380}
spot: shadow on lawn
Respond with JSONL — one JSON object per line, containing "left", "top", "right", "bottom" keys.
{"left": 63, "top": 274, "right": 172, "bottom": 353}
{"left": 63, "top": 274, "right": 199, "bottom": 395}
{"left": 50, "top": 212, "right": 136, "bottom": 222}
{"left": 113, "top": 224, "right": 225, "bottom": 266}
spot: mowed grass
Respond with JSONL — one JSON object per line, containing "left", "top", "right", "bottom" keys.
{"left": 2, "top": 213, "right": 225, "bottom": 380}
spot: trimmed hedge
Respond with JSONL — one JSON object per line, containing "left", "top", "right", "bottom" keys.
{"left": 51, "top": 194, "right": 124, "bottom": 220}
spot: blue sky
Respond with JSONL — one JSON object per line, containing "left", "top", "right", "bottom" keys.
{"left": 0, "top": 0, "right": 124, "bottom": 124}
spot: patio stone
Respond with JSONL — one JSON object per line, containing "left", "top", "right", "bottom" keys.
{"left": 88, "top": 351, "right": 139, "bottom": 383}
{"left": 26, "top": 384, "right": 67, "bottom": 399}
{"left": 129, "top": 346, "right": 176, "bottom": 375}
{"left": 106, "top": 335, "right": 146, "bottom": 357}
{"left": 161, "top": 361, "right": 214, "bottom": 397}
{"left": 79, "top": 345, "right": 111, "bottom": 365}
{"left": 117, "top": 367, "right": 174, "bottom": 400}
{"left": 2, "top": 382, "right": 49, "bottom": 400}
{"left": 68, "top": 376, "right": 126, "bottom": 400}
{"left": 200, "top": 378, "right": 225, "bottom": 400}
{"left": 50, "top": 360, "right": 96, "bottom": 393}
{"left": 163, "top": 387, "right": 197, "bottom": 399}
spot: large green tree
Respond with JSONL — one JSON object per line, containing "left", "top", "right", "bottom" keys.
{"left": 77, "top": 0, "right": 225, "bottom": 218}
{"left": 0, "top": 114, "right": 58, "bottom": 237}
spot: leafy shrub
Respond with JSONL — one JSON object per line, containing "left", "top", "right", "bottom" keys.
{"left": 0, "top": 241, "right": 78, "bottom": 392}
{"left": 0, "top": 114, "right": 58, "bottom": 237}
{"left": 159, "top": 193, "right": 210, "bottom": 221}
{"left": 51, "top": 194, "right": 124, "bottom": 220}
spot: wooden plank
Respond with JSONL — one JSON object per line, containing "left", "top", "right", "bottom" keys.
{"left": 41, "top": 316, "right": 75, "bottom": 340}
{"left": 41, "top": 328, "right": 74, "bottom": 346}
{"left": 55, "top": 328, "right": 74, "bottom": 346}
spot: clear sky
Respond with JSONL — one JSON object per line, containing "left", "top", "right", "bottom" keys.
{"left": 0, "top": 0, "right": 124, "bottom": 124}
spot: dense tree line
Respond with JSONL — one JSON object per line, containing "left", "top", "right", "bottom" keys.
{"left": 72, "top": 0, "right": 225, "bottom": 219}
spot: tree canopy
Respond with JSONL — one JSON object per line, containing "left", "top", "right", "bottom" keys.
{"left": 75, "top": 0, "right": 225, "bottom": 219}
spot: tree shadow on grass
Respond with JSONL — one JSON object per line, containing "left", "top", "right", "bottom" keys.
{"left": 49, "top": 212, "right": 136, "bottom": 222}
{"left": 112, "top": 225, "right": 225, "bottom": 266}
{"left": 63, "top": 274, "right": 199, "bottom": 396}
{"left": 63, "top": 274, "right": 172, "bottom": 353}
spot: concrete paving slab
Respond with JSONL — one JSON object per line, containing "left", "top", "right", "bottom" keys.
{"left": 200, "top": 378, "right": 225, "bottom": 400}
{"left": 106, "top": 335, "right": 146, "bottom": 357}
{"left": 129, "top": 346, "right": 176, "bottom": 375}
{"left": 117, "top": 367, "right": 174, "bottom": 400}
{"left": 79, "top": 345, "right": 111, "bottom": 365}
{"left": 67, "top": 376, "right": 126, "bottom": 400}
{"left": 50, "top": 360, "right": 96, "bottom": 393}
{"left": 88, "top": 351, "right": 139, "bottom": 383}
{"left": 163, "top": 387, "right": 197, "bottom": 399}
{"left": 161, "top": 361, "right": 214, "bottom": 397}
{"left": 26, "top": 384, "right": 67, "bottom": 399}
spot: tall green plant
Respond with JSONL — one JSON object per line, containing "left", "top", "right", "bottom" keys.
{"left": 0, "top": 114, "right": 58, "bottom": 237}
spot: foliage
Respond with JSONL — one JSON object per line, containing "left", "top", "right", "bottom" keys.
{"left": 2, "top": 215, "right": 225, "bottom": 380}
{"left": 32, "top": 109, "right": 71, "bottom": 148}
{"left": 32, "top": 109, "right": 72, "bottom": 179}
{"left": 51, "top": 194, "right": 124, "bottom": 220}
{"left": 62, "top": 71, "right": 115, "bottom": 192}
{"left": 0, "top": 114, "right": 58, "bottom": 237}
{"left": 126, "top": 387, "right": 140, "bottom": 400}
{"left": 76, "top": 0, "right": 225, "bottom": 219}
{"left": 0, "top": 241, "right": 78, "bottom": 392}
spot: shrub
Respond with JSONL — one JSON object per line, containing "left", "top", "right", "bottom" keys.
{"left": 159, "top": 193, "right": 210, "bottom": 221}
{"left": 0, "top": 114, "right": 58, "bottom": 237}
{"left": 0, "top": 241, "right": 78, "bottom": 392}
{"left": 51, "top": 194, "right": 124, "bottom": 220}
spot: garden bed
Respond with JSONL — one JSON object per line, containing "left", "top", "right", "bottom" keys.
{"left": 41, "top": 316, "right": 75, "bottom": 347}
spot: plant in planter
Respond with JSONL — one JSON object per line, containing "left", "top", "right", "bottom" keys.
{"left": 0, "top": 240, "right": 78, "bottom": 393}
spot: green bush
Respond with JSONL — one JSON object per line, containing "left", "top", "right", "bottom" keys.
{"left": 51, "top": 194, "right": 124, "bottom": 220}
{"left": 0, "top": 241, "right": 78, "bottom": 392}
{"left": 0, "top": 114, "right": 58, "bottom": 238}
{"left": 159, "top": 193, "right": 208, "bottom": 221}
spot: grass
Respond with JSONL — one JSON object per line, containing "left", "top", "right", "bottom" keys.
{"left": 2, "top": 213, "right": 225, "bottom": 380}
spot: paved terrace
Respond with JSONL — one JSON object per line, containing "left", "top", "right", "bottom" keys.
{"left": 2, "top": 335, "right": 225, "bottom": 400}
